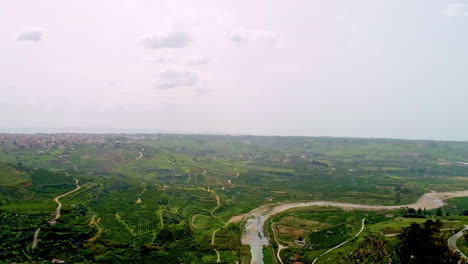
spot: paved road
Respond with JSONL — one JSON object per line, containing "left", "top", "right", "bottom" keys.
{"left": 241, "top": 190, "right": 468, "bottom": 264}
{"left": 448, "top": 225, "right": 468, "bottom": 260}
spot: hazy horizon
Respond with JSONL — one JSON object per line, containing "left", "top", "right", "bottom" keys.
{"left": 2, "top": 126, "right": 468, "bottom": 143}
{"left": 1, "top": 1, "right": 468, "bottom": 140}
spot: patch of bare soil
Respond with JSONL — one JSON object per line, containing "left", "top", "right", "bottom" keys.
{"left": 227, "top": 214, "right": 246, "bottom": 224}
{"left": 276, "top": 224, "right": 309, "bottom": 239}
{"left": 271, "top": 191, "right": 287, "bottom": 194}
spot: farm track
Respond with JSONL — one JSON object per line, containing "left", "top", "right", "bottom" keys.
{"left": 50, "top": 179, "right": 81, "bottom": 224}
{"left": 32, "top": 228, "right": 41, "bottom": 249}
{"left": 31, "top": 179, "right": 81, "bottom": 250}
{"left": 88, "top": 215, "right": 103, "bottom": 243}
{"left": 136, "top": 150, "right": 143, "bottom": 160}
{"left": 204, "top": 185, "right": 224, "bottom": 263}
{"left": 211, "top": 193, "right": 221, "bottom": 221}
{"left": 157, "top": 209, "right": 164, "bottom": 229}
{"left": 191, "top": 214, "right": 199, "bottom": 229}
{"left": 270, "top": 222, "right": 286, "bottom": 264}
{"left": 57, "top": 155, "right": 77, "bottom": 172}
{"left": 212, "top": 228, "right": 221, "bottom": 263}
{"left": 311, "top": 218, "right": 366, "bottom": 264}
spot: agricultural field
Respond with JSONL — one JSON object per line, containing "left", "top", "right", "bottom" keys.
{"left": 447, "top": 197, "right": 468, "bottom": 215}
{"left": 267, "top": 206, "right": 467, "bottom": 263}
{"left": 458, "top": 234, "right": 468, "bottom": 257}
{"left": 1, "top": 133, "right": 468, "bottom": 263}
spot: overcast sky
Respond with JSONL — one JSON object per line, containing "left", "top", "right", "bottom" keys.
{"left": 1, "top": 0, "right": 468, "bottom": 140}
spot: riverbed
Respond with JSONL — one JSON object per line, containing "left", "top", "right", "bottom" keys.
{"left": 240, "top": 190, "right": 468, "bottom": 264}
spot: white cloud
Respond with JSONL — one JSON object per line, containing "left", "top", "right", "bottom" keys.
{"left": 155, "top": 69, "right": 199, "bottom": 89}
{"left": 256, "top": 30, "right": 279, "bottom": 43}
{"left": 370, "top": 44, "right": 385, "bottom": 54}
{"left": 228, "top": 28, "right": 279, "bottom": 43}
{"left": 106, "top": 82, "right": 118, "bottom": 88}
{"left": 444, "top": 3, "right": 468, "bottom": 17}
{"left": 146, "top": 54, "right": 176, "bottom": 63}
{"left": 139, "top": 30, "right": 191, "bottom": 49}
{"left": 186, "top": 55, "right": 210, "bottom": 65}
{"left": 336, "top": 12, "right": 349, "bottom": 21}
{"left": 264, "top": 64, "right": 298, "bottom": 73}
{"left": 228, "top": 28, "right": 250, "bottom": 42}
{"left": 0, "top": 84, "right": 17, "bottom": 91}
{"left": 16, "top": 28, "right": 44, "bottom": 42}
{"left": 193, "top": 87, "right": 213, "bottom": 96}
{"left": 351, "top": 24, "right": 360, "bottom": 33}
{"left": 333, "top": 47, "right": 346, "bottom": 57}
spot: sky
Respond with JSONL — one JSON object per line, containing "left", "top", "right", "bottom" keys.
{"left": 1, "top": 0, "right": 468, "bottom": 140}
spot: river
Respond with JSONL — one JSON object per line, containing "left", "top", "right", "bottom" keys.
{"left": 241, "top": 190, "right": 468, "bottom": 264}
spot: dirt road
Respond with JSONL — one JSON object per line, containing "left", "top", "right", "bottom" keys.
{"left": 211, "top": 228, "right": 221, "bottom": 263}
{"left": 136, "top": 150, "right": 143, "bottom": 160}
{"left": 312, "top": 218, "right": 366, "bottom": 264}
{"left": 57, "top": 155, "right": 77, "bottom": 171}
{"left": 270, "top": 222, "right": 286, "bottom": 264}
{"left": 49, "top": 179, "right": 81, "bottom": 224}
{"left": 191, "top": 214, "right": 199, "bottom": 229}
{"left": 32, "top": 179, "right": 81, "bottom": 249}
{"left": 207, "top": 188, "right": 223, "bottom": 263}
{"left": 31, "top": 228, "right": 41, "bottom": 249}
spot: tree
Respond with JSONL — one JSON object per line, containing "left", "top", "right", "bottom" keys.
{"left": 397, "top": 220, "right": 460, "bottom": 264}
{"left": 417, "top": 208, "right": 423, "bottom": 216}
{"left": 341, "top": 234, "right": 392, "bottom": 264}
{"left": 156, "top": 228, "right": 173, "bottom": 242}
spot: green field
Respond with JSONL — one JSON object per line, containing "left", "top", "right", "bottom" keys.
{"left": 266, "top": 206, "right": 466, "bottom": 263}
{"left": 1, "top": 134, "right": 468, "bottom": 263}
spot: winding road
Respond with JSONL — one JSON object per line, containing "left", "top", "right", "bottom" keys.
{"left": 136, "top": 150, "right": 144, "bottom": 160}
{"left": 191, "top": 214, "right": 199, "bottom": 229}
{"left": 49, "top": 179, "right": 81, "bottom": 224}
{"left": 207, "top": 188, "right": 223, "bottom": 263}
{"left": 32, "top": 179, "right": 81, "bottom": 249}
{"left": 448, "top": 225, "right": 468, "bottom": 261}
{"left": 31, "top": 228, "right": 41, "bottom": 249}
{"left": 270, "top": 222, "right": 286, "bottom": 264}
{"left": 212, "top": 228, "right": 222, "bottom": 263}
{"left": 240, "top": 190, "right": 468, "bottom": 264}
{"left": 311, "top": 218, "right": 366, "bottom": 264}
{"left": 57, "top": 155, "right": 77, "bottom": 172}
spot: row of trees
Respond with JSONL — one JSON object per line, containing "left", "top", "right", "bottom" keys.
{"left": 400, "top": 207, "right": 448, "bottom": 218}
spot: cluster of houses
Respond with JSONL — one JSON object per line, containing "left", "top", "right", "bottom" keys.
{"left": 0, "top": 133, "right": 107, "bottom": 150}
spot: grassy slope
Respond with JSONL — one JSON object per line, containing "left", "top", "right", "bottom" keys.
{"left": 0, "top": 162, "right": 28, "bottom": 186}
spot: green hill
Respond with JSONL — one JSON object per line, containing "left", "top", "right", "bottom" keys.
{"left": 0, "top": 162, "right": 29, "bottom": 186}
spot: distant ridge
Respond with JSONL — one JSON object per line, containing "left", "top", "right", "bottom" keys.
{"left": 0, "top": 127, "right": 466, "bottom": 142}
{"left": 0, "top": 127, "right": 236, "bottom": 136}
